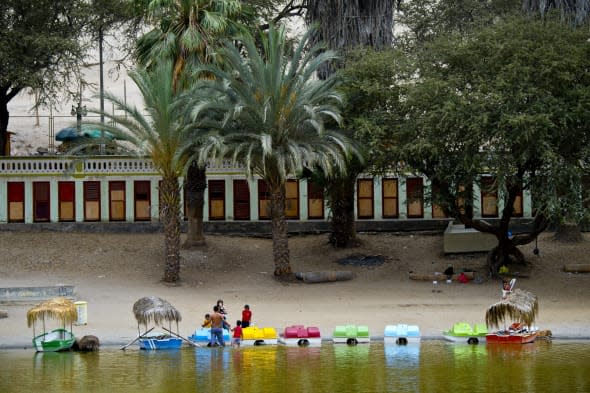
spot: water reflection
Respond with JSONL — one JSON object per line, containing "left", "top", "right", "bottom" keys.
{"left": 1, "top": 342, "right": 589, "bottom": 393}
{"left": 384, "top": 344, "right": 420, "bottom": 393}
{"left": 384, "top": 343, "right": 420, "bottom": 367}
{"left": 195, "top": 346, "right": 230, "bottom": 374}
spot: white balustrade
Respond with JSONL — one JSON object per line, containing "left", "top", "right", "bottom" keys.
{"left": 0, "top": 156, "right": 245, "bottom": 176}
{"left": 0, "top": 158, "right": 75, "bottom": 174}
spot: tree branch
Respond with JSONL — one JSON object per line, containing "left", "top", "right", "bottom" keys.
{"left": 259, "top": 1, "right": 307, "bottom": 31}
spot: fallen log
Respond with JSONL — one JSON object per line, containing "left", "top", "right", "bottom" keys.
{"left": 563, "top": 264, "right": 590, "bottom": 273}
{"left": 295, "top": 271, "right": 354, "bottom": 283}
{"left": 409, "top": 272, "right": 475, "bottom": 282}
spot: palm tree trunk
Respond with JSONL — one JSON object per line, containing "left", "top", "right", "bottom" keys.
{"left": 270, "top": 182, "right": 292, "bottom": 277}
{"left": 183, "top": 162, "right": 207, "bottom": 248}
{"left": 327, "top": 176, "right": 357, "bottom": 248}
{"left": 160, "top": 174, "right": 181, "bottom": 283}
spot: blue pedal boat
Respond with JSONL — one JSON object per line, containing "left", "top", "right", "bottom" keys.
{"left": 188, "top": 328, "right": 230, "bottom": 345}
{"left": 384, "top": 324, "right": 421, "bottom": 345}
{"left": 138, "top": 332, "right": 183, "bottom": 350}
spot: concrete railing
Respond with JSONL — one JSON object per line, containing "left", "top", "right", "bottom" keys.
{"left": 0, "top": 156, "right": 245, "bottom": 176}
{"left": 0, "top": 157, "right": 77, "bottom": 175}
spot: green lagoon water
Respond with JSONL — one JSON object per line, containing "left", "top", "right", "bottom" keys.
{"left": 0, "top": 341, "right": 589, "bottom": 393}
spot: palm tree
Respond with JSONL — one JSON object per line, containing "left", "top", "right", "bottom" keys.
{"left": 190, "top": 25, "right": 358, "bottom": 278}
{"left": 86, "top": 61, "right": 190, "bottom": 283}
{"left": 136, "top": 0, "right": 244, "bottom": 248}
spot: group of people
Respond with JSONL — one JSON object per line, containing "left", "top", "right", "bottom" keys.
{"left": 201, "top": 300, "right": 252, "bottom": 347}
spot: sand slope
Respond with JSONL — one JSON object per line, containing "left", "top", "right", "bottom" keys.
{"left": 1, "top": 231, "right": 589, "bottom": 348}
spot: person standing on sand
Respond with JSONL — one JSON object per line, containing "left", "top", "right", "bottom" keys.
{"left": 231, "top": 320, "right": 242, "bottom": 347}
{"left": 241, "top": 305, "right": 252, "bottom": 328}
{"left": 210, "top": 306, "right": 229, "bottom": 347}
{"left": 217, "top": 299, "right": 228, "bottom": 319}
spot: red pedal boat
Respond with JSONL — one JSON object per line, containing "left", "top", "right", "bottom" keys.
{"left": 485, "top": 289, "right": 539, "bottom": 345}
{"left": 278, "top": 325, "right": 321, "bottom": 347}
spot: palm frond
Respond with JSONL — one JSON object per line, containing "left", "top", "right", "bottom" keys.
{"left": 27, "top": 297, "right": 77, "bottom": 327}
{"left": 485, "top": 289, "right": 539, "bottom": 328}
{"left": 132, "top": 296, "right": 182, "bottom": 327}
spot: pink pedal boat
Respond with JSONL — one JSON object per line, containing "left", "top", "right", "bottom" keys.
{"left": 278, "top": 325, "right": 322, "bottom": 347}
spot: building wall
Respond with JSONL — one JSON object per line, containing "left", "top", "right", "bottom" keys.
{"left": 0, "top": 156, "right": 532, "bottom": 225}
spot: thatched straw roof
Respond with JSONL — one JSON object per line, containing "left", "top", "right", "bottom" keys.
{"left": 27, "top": 297, "right": 78, "bottom": 327}
{"left": 132, "top": 296, "right": 182, "bottom": 326}
{"left": 485, "top": 289, "right": 539, "bottom": 328}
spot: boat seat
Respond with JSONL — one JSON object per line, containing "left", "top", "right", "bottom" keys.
{"left": 307, "top": 327, "right": 321, "bottom": 338}
{"left": 473, "top": 323, "right": 488, "bottom": 335}
{"left": 334, "top": 325, "right": 347, "bottom": 337}
{"left": 357, "top": 326, "right": 369, "bottom": 338}
{"left": 452, "top": 322, "right": 473, "bottom": 335}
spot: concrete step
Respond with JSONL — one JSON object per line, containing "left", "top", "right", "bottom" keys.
{"left": 0, "top": 285, "right": 75, "bottom": 302}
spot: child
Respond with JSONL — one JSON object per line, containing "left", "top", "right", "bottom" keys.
{"left": 201, "top": 313, "right": 212, "bottom": 328}
{"left": 241, "top": 304, "right": 252, "bottom": 328}
{"left": 502, "top": 279, "right": 515, "bottom": 299}
{"left": 217, "top": 299, "right": 227, "bottom": 318}
{"left": 231, "top": 320, "right": 242, "bottom": 347}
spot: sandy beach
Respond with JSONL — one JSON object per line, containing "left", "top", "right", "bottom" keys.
{"left": 1, "top": 231, "right": 589, "bottom": 349}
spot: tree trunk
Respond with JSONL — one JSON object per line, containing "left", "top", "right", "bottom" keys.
{"left": 327, "top": 176, "right": 357, "bottom": 248}
{"left": 183, "top": 162, "right": 207, "bottom": 248}
{"left": 487, "top": 233, "right": 527, "bottom": 276}
{"left": 1, "top": 86, "right": 23, "bottom": 157}
{"left": 306, "top": 0, "right": 395, "bottom": 78}
{"left": 270, "top": 182, "right": 292, "bottom": 277}
{"left": 0, "top": 94, "right": 9, "bottom": 156}
{"left": 460, "top": 172, "right": 544, "bottom": 276}
{"left": 160, "top": 174, "right": 182, "bottom": 283}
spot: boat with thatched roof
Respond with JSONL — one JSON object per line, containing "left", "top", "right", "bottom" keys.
{"left": 485, "top": 289, "right": 539, "bottom": 344}
{"left": 133, "top": 296, "right": 183, "bottom": 350}
{"left": 27, "top": 297, "right": 77, "bottom": 352}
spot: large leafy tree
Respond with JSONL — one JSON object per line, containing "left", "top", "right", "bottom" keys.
{"left": 318, "top": 49, "right": 406, "bottom": 247}
{"left": 136, "top": 0, "right": 244, "bottom": 248}
{"left": 389, "top": 16, "right": 590, "bottom": 274}
{"left": 397, "top": 0, "right": 518, "bottom": 47}
{"left": 0, "top": 0, "right": 88, "bottom": 156}
{"left": 87, "top": 62, "right": 194, "bottom": 283}
{"left": 304, "top": 0, "right": 397, "bottom": 248}
{"left": 191, "top": 25, "right": 357, "bottom": 278}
